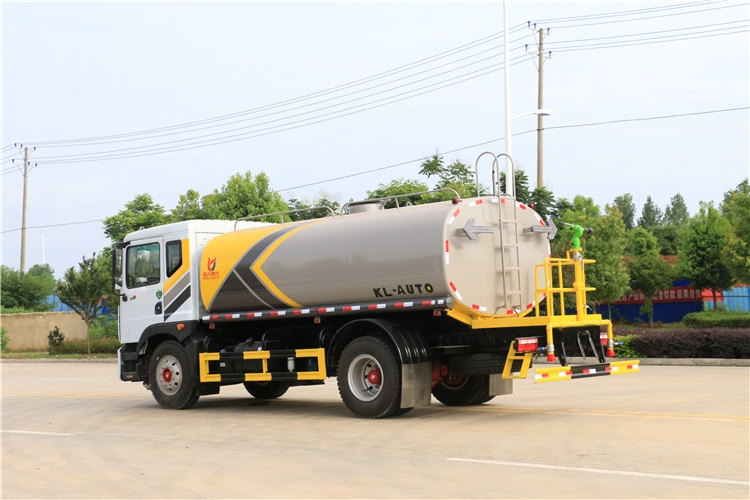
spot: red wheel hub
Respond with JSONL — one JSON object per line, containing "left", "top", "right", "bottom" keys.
{"left": 366, "top": 369, "right": 382, "bottom": 386}
{"left": 162, "top": 368, "right": 173, "bottom": 383}
{"left": 442, "top": 375, "right": 466, "bottom": 387}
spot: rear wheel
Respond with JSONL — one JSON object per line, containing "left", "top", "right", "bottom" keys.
{"left": 432, "top": 375, "right": 489, "bottom": 406}
{"left": 243, "top": 381, "right": 290, "bottom": 399}
{"left": 337, "top": 336, "right": 403, "bottom": 419}
{"left": 149, "top": 341, "right": 199, "bottom": 410}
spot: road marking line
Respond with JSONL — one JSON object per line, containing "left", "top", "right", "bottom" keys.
{"left": 2, "top": 430, "right": 75, "bottom": 436}
{"left": 2, "top": 391, "right": 149, "bottom": 399}
{"left": 446, "top": 458, "right": 750, "bottom": 486}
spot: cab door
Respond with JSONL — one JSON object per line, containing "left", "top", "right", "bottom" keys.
{"left": 119, "top": 238, "right": 164, "bottom": 344}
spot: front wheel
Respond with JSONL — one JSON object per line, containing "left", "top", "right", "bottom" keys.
{"left": 432, "top": 375, "right": 489, "bottom": 406}
{"left": 244, "top": 381, "right": 290, "bottom": 399}
{"left": 337, "top": 336, "right": 403, "bottom": 419}
{"left": 149, "top": 341, "right": 199, "bottom": 410}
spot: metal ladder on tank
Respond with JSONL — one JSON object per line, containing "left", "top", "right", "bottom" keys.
{"left": 497, "top": 196, "right": 523, "bottom": 312}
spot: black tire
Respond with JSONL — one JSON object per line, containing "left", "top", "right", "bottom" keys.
{"left": 337, "top": 336, "right": 403, "bottom": 419}
{"left": 243, "top": 381, "right": 290, "bottom": 399}
{"left": 449, "top": 353, "right": 505, "bottom": 376}
{"left": 432, "top": 375, "right": 489, "bottom": 406}
{"left": 149, "top": 341, "right": 199, "bottom": 410}
{"left": 394, "top": 407, "right": 414, "bottom": 416}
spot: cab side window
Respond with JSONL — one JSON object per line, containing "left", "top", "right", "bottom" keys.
{"left": 166, "top": 241, "right": 182, "bottom": 278}
{"left": 126, "top": 243, "right": 160, "bottom": 288}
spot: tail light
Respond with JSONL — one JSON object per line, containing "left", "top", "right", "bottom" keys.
{"left": 600, "top": 332, "right": 608, "bottom": 346}
{"left": 516, "top": 337, "right": 539, "bottom": 352}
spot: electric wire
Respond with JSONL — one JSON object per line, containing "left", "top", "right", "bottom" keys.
{"left": 538, "top": 2, "right": 748, "bottom": 30}
{"left": 35, "top": 32, "right": 535, "bottom": 150}
{"left": 5, "top": 106, "right": 747, "bottom": 231}
{"left": 26, "top": 24, "right": 529, "bottom": 146}
{"left": 532, "top": 0, "right": 726, "bottom": 23}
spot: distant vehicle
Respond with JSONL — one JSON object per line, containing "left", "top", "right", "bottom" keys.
{"left": 114, "top": 190, "right": 638, "bottom": 418}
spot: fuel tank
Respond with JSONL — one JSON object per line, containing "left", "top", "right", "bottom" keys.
{"left": 200, "top": 196, "right": 550, "bottom": 317}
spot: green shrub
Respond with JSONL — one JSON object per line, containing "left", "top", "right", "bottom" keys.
{"left": 49, "top": 337, "right": 121, "bottom": 355}
{"left": 630, "top": 328, "right": 750, "bottom": 359}
{"left": 1, "top": 327, "right": 9, "bottom": 353}
{"left": 613, "top": 334, "right": 643, "bottom": 358}
{"left": 90, "top": 314, "right": 118, "bottom": 339}
{"left": 47, "top": 326, "right": 66, "bottom": 353}
{"left": 683, "top": 311, "right": 750, "bottom": 328}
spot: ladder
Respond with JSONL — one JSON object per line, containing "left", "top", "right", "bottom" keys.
{"left": 497, "top": 196, "right": 523, "bottom": 312}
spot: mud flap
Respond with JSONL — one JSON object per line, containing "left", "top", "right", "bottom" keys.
{"left": 401, "top": 361, "right": 432, "bottom": 408}
{"left": 489, "top": 374, "right": 512, "bottom": 396}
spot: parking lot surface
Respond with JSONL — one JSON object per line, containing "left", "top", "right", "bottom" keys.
{"left": 2, "top": 363, "right": 748, "bottom": 499}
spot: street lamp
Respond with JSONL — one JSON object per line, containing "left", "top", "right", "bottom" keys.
{"left": 504, "top": 108, "right": 554, "bottom": 197}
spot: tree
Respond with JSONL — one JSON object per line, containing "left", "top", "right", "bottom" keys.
{"left": 680, "top": 203, "right": 734, "bottom": 310}
{"left": 638, "top": 196, "right": 663, "bottom": 228}
{"left": 171, "top": 189, "right": 206, "bottom": 221}
{"left": 664, "top": 193, "right": 689, "bottom": 227}
{"left": 104, "top": 194, "right": 170, "bottom": 242}
{"left": 626, "top": 254, "right": 674, "bottom": 325}
{"left": 366, "top": 178, "right": 430, "bottom": 208}
{"left": 629, "top": 227, "right": 660, "bottom": 257}
{"left": 287, "top": 190, "right": 342, "bottom": 220}
{"left": 584, "top": 205, "right": 631, "bottom": 318}
{"left": 722, "top": 179, "right": 750, "bottom": 283}
{"left": 613, "top": 193, "right": 636, "bottom": 230}
{"left": 0, "top": 264, "right": 56, "bottom": 312}
{"left": 498, "top": 168, "right": 531, "bottom": 203}
{"left": 202, "top": 171, "right": 288, "bottom": 221}
{"left": 650, "top": 225, "right": 682, "bottom": 256}
{"left": 57, "top": 253, "right": 111, "bottom": 355}
{"left": 551, "top": 197, "right": 574, "bottom": 222}
{"left": 418, "top": 154, "right": 485, "bottom": 199}
{"left": 528, "top": 186, "right": 556, "bottom": 221}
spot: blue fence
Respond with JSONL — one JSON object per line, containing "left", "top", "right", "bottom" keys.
{"left": 707, "top": 287, "right": 750, "bottom": 312}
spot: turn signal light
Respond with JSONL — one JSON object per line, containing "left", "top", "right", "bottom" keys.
{"left": 516, "top": 337, "right": 539, "bottom": 352}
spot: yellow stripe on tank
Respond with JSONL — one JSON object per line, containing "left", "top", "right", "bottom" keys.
{"left": 200, "top": 225, "right": 289, "bottom": 310}
{"left": 164, "top": 238, "right": 191, "bottom": 293}
{"left": 251, "top": 223, "right": 319, "bottom": 308}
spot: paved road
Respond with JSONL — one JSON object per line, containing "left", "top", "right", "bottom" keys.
{"left": 2, "top": 363, "right": 748, "bottom": 499}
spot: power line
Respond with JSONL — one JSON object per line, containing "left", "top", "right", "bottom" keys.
{"left": 1, "top": 219, "right": 104, "bottom": 234}
{"left": 278, "top": 106, "right": 750, "bottom": 191}
{"left": 7, "top": 25, "right": 746, "bottom": 170}
{"left": 7, "top": 106, "right": 747, "bottom": 229}
{"left": 26, "top": 24, "right": 530, "bottom": 146}
{"left": 35, "top": 34, "right": 534, "bottom": 150}
{"left": 531, "top": 1, "right": 723, "bottom": 23}
{"left": 540, "top": 2, "right": 748, "bottom": 30}
{"left": 11, "top": 56, "right": 534, "bottom": 165}
{"left": 543, "top": 19, "right": 748, "bottom": 46}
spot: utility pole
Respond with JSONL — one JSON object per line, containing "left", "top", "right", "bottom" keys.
{"left": 41, "top": 228, "right": 46, "bottom": 265}
{"left": 526, "top": 24, "right": 552, "bottom": 189}
{"left": 537, "top": 28, "right": 545, "bottom": 189}
{"left": 503, "top": 0, "right": 514, "bottom": 197}
{"left": 20, "top": 147, "right": 30, "bottom": 274}
{"left": 12, "top": 145, "right": 37, "bottom": 274}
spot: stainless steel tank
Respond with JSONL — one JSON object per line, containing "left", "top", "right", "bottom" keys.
{"left": 200, "top": 196, "right": 550, "bottom": 317}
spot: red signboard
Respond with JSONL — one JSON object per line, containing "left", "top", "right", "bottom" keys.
{"left": 611, "top": 286, "right": 703, "bottom": 305}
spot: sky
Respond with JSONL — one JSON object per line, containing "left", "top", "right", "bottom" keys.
{"left": 2, "top": 1, "right": 749, "bottom": 279}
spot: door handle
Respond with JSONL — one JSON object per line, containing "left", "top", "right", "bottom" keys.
{"left": 155, "top": 302, "right": 162, "bottom": 315}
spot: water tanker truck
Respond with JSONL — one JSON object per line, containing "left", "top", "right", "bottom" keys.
{"left": 115, "top": 190, "right": 639, "bottom": 418}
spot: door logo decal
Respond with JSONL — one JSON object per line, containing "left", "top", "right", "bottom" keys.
{"left": 156, "top": 290, "right": 162, "bottom": 300}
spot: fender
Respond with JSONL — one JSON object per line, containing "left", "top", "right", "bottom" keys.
{"left": 136, "top": 320, "right": 197, "bottom": 354}
{"left": 327, "top": 318, "right": 429, "bottom": 372}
